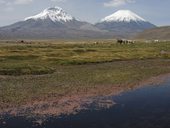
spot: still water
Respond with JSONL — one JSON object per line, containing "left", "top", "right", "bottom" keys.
{"left": 1, "top": 77, "right": 170, "bottom": 128}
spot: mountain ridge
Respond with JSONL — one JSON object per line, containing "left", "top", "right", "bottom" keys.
{"left": 95, "top": 10, "right": 156, "bottom": 38}
{"left": 0, "top": 7, "right": 156, "bottom": 39}
{"left": 0, "top": 6, "right": 112, "bottom": 39}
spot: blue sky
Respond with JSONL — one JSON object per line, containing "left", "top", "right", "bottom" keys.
{"left": 0, "top": 0, "right": 169, "bottom": 27}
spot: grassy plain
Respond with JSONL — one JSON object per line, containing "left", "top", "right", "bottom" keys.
{"left": 0, "top": 40, "right": 170, "bottom": 109}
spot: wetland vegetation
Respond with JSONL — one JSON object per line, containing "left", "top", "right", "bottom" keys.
{"left": 0, "top": 40, "right": 170, "bottom": 115}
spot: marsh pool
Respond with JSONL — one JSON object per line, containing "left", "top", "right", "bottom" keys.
{"left": 1, "top": 77, "right": 170, "bottom": 128}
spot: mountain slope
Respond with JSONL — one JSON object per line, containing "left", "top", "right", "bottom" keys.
{"left": 136, "top": 26, "right": 170, "bottom": 40}
{"left": 95, "top": 10, "right": 156, "bottom": 38}
{"left": 0, "top": 6, "right": 110, "bottom": 39}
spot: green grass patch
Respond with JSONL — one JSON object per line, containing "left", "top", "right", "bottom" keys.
{"left": 1, "top": 40, "right": 170, "bottom": 107}
{"left": 1, "top": 59, "right": 170, "bottom": 105}
{"left": 0, "top": 40, "right": 170, "bottom": 76}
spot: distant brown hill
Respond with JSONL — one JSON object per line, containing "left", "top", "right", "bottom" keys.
{"left": 136, "top": 26, "right": 170, "bottom": 40}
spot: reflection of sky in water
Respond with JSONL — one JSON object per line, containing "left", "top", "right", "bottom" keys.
{"left": 1, "top": 78, "right": 170, "bottom": 128}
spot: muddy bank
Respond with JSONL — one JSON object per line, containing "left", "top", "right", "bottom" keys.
{"left": 0, "top": 73, "right": 170, "bottom": 118}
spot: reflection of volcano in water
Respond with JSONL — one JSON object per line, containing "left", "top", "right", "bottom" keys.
{"left": 1, "top": 77, "right": 170, "bottom": 128}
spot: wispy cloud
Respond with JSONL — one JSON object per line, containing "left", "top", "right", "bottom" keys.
{"left": 0, "top": 0, "right": 66, "bottom": 6}
{"left": 14, "top": 0, "right": 33, "bottom": 5}
{"left": 104, "top": 0, "right": 135, "bottom": 7}
{"left": 51, "top": 0, "right": 66, "bottom": 2}
{"left": 0, "top": 0, "right": 35, "bottom": 12}
{"left": 0, "top": 0, "right": 5, "bottom": 4}
{"left": 3, "top": 6, "right": 14, "bottom": 12}
{"left": 0, "top": 0, "right": 34, "bottom": 5}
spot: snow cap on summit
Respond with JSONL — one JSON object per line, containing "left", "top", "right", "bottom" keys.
{"left": 101, "top": 10, "right": 146, "bottom": 22}
{"left": 25, "top": 6, "right": 75, "bottom": 23}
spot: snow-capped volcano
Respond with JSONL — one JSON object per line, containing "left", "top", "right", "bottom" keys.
{"left": 0, "top": 8, "right": 156, "bottom": 39}
{"left": 95, "top": 10, "right": 156, "bottom": 38}
{"left": 101, "top": 10, "right": 146, "bottom": 22}
{"left": 0, "top": 6, "right": 110, "bottom": 39}
{"left": 25, "top": 6, "right": 76, "bottom": 23}
{"left": 101, "top": 10, "right": 146, "bottom": 23}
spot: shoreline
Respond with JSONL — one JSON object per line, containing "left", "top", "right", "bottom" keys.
{"left": 0, "top": 72, "right": 170, "bottom": 118}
